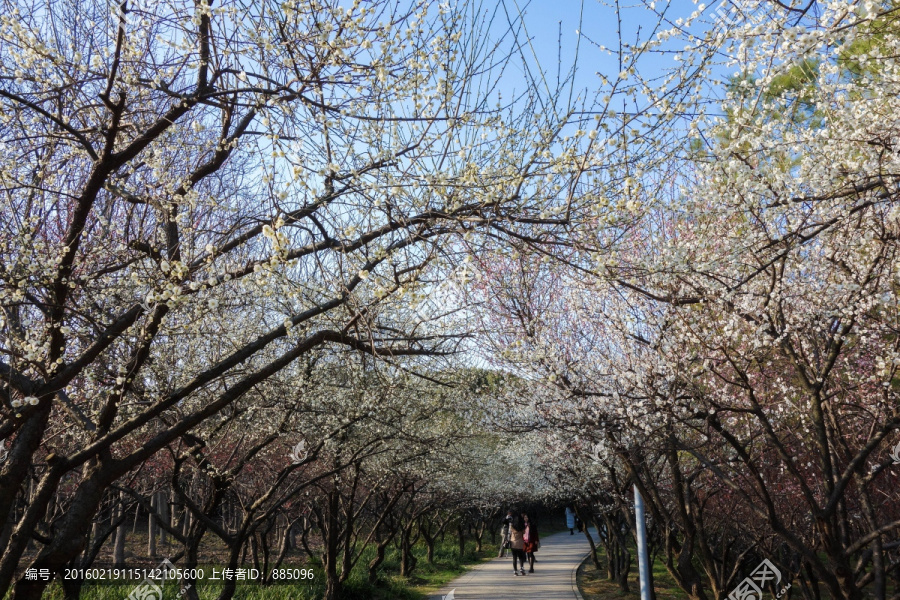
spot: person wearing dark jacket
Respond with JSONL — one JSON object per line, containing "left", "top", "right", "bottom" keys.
{"left": 499, "top": 510, "right": 513, "bottom": 557}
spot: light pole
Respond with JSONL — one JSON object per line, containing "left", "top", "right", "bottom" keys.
{"left": 634, "top": 484, "right": 651, "bottom": 600}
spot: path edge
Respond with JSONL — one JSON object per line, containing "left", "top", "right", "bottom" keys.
{"left": 572, "top": 550, "right": 590, "bottom": 600}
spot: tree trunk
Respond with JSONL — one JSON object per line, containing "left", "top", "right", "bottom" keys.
{"left": 575, "top": 505, "right": 604, "bottom": 571}
{"left": 424, "top": 535, "right": 436, "bottom": 564}
{"left": 400, "top": 523, "right": 418, "bottom": 577}
{"left": 420, "top": 520, "right": 436, "bottom": 565}
{"left": 0, "top": 510, "right": 15, "bottom": 559}
{"left": 113, "top": 495, "right": 126, "bottom": 566}
{"left": 182, "top": 506, "right": 191, "bottom": 537}
{"left": 322, "top": 491, "right": 341, "bottom": 600}
{"left": 148, "top": 493, "right": 157, "bottom": 558}
{"left": 6, "top": 465, "right": 109, "bottom": 599}
{"left": 368, "top": 526, "right": 395, "bottom": 585}
{"left": 159, "top": 491, "right": 169, "bottom": 547}
{"left": 288, "top": 521, "right": 296, "bottom": 551}
{"left": 474, "top": 519, "right": 485, "bottom": 552}
{"left": 132, "top": 501, "right": 140, "bottom": 534}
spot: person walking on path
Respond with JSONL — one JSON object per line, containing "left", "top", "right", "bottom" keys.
{"left": 522, "top": 513, "right": 540, "bottom": 573}
{"left": 565, "top": 506, "right": 576, "bottom": 535}
{"left": 508, "top": 514, "right": 527, "bottom": 576}
{"left": 498, "top": 510, "right": 513, "bottom": 558}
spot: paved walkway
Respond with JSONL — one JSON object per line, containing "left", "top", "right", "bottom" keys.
{"left": 431, "top": 529, "right": 593, "bottom": 600}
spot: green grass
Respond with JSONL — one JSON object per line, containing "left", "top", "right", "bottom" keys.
{"left": 577, "top": 549, "right": 894, "bottom": 600}
{"left": 338, "top": 537, "right": 498, "bottom": 599}
{"left": 577, "top": 551, "right": 689, "bottom": 600}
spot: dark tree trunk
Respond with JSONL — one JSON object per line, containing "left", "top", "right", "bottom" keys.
{"left": 113, "top": 494, "right": 126, "bottom": 566}
{"left": 367, "top": 523, "right": 398, "bottom": 585}
{"left": 474, "top": 519, "right": 486, "bottom": 553}
{"left": 575, "top": 505, "right": 604, "bottom": 571}
{"left": 6, "top": 465, "right": 105, "bottom": 600}
{"left": 148, "top": 493, "right": 158, "bottom": 558}
{"left": 322, "top": 491, "right": 341, "bottom": 600}
{"left": 400, "top": 522, "right": 418, "bottom": 577}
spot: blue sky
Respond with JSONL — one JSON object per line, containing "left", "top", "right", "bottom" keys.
{"left": 500, "top": 0, "right": 701, "bottom": 97}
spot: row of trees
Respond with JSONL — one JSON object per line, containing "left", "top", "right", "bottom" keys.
{"left": 474, "top": 2, "right": 900, "bottom": 600}
{"left": 0, "top": 0, "right": 577, "bottom": 597}
{"left": 7, "top": 0, "right": 900, "bottom": 599}
{"left": 43, "top": 359, "right": 522, "bottom": 600}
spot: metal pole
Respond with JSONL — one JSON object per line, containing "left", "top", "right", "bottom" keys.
{"left": 634, "top": 484, "right": 651, "bottom": 600}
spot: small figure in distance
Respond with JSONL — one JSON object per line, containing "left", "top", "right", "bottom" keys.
{"left": 566, "top": 505, "right": 576, "bottom": 535}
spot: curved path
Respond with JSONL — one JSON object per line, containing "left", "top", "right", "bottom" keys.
{"left": 430, "top": 529, "right": 593, "bottom": 600}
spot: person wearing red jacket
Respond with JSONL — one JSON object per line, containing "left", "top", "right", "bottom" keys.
{"left": 522, "top": 513, "right": 540, "bottom": 573}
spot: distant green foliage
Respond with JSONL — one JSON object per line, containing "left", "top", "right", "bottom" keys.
{"left": 838, "top": 3, "right": 899, "bottom": 79}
